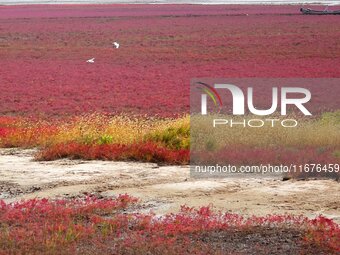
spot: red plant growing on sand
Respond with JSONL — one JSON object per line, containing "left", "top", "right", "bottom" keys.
{"left": 0, "top": 128, "right": 8, "bottom": 138}
{"left": 0, "top": 196, "right": 339, "bottom": 254}
{"left": 305, "top": 216, "right": 340, "bottom": 252}
{"left": 35, "top": 142, "right": 189, "bottom": 165}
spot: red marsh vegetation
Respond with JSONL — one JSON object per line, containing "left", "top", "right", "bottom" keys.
{"left": 0, "top": 195, "right": 339, "bottom": 254}
{"left": 0, "top": 5, "right": 340, "bottom": 117}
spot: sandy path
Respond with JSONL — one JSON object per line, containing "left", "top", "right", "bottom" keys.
{"left": 0, "top": 148, "right": 339, "bottom": 222}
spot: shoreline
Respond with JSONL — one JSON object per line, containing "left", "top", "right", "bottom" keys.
{"left": 1, "top": 1, "right": 339, "bottom": 6}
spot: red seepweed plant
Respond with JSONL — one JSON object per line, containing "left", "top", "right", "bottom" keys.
{"left": 35, "top": 141, "right": 189, "bottom": 164}
{"left": 0, "top": 195, "right": 339, "bottom": 254}
{"left": 1, "top": 5, "right": 340, "bottom": 117}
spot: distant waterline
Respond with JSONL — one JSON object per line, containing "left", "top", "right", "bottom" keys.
{"left": 1, "top": 0, "right": 340, "bottom": 5}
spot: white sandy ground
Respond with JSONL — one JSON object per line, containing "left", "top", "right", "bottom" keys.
{"left": 0, "top": 148, "right": 339, "bottom": 222}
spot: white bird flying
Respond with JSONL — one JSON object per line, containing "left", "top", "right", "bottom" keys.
{"left": 86, "top": 58, "right": 95, "bottom": 63}
{"left": 113, "top": 42, "right": 120, "bottom": 49}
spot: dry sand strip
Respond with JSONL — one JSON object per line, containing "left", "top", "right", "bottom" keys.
{"left": 0, "top": 148, "right": 339, "bottom": 223}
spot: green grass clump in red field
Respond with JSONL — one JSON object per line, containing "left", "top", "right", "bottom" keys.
{"left": 0, "top": 195, "right": 339, "bottom": 255}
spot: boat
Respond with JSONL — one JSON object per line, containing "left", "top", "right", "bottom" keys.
{"left": 300, "top": 7, "right": 340, "bottom": 15}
